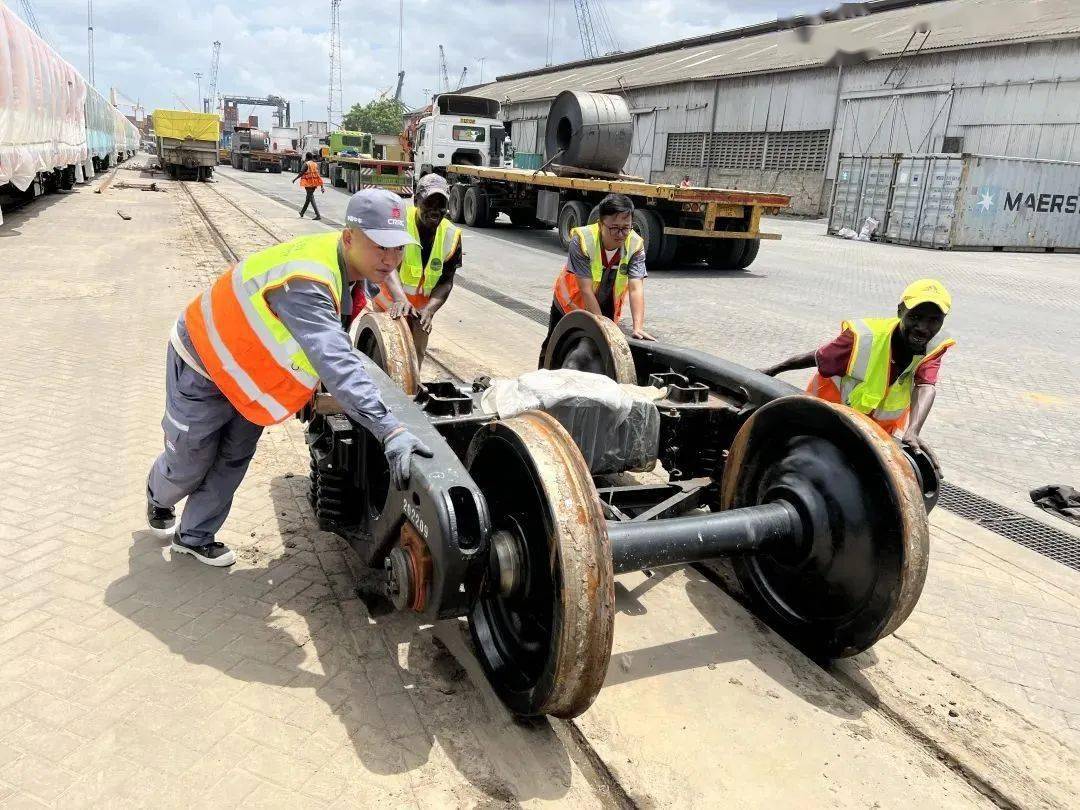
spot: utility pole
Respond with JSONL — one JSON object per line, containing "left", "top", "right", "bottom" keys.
{"left": 87, "top": 0, "right": 95, "bottom": 86}
{"left": 475, "top": 56, "right": 487, "bottom": 85}
{"left": 328, "top": 0, "right": 343, "bottom": 129}
{"left": 194, "top": 72, "right": 203, "bottom": 112}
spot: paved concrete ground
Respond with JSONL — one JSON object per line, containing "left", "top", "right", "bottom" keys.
{"left": 216, "top": 166, "right": 1080, "bottom": 758}
{"left": 1, "top": 163, "right": 1076, "bottom": 807}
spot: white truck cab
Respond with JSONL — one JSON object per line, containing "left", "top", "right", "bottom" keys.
{"left": 414, "top": 94, "right": 506, "bottom": 178}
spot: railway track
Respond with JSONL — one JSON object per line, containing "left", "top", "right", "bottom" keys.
{"left": 173, "top": 171, "right": 1060, "bottom": 809}
{"left": 177, "top": 179, "right": 283, "bottom": 262}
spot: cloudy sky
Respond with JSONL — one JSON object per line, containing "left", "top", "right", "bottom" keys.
{"left": 12, "top": 0, "right": 818, "bottom": 121}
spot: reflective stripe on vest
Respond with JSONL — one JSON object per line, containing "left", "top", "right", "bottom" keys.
{"left": 811, "top": 317, "right": 954, "bottom": 431}
{"left": 552, "top": 223, "right": 644, "bottom": 320}
{"left": 373, "top": 207, "right": 460, "bottom": 311}
{"left": 184, "top": 232, "right": 345, "bottom": 426}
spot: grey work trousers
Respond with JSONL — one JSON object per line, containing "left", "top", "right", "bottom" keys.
{"left": 147, "top": 345, "right": 264, "bottom": 546}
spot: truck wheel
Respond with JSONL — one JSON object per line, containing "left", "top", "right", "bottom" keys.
{"left": 632, "top": 209, "right": 665, "bottom": 265}
{"left": 708, "top": 238, "right": 748, "bottom": 270}
{"left": 734, "top": 238, "right": 761, "bottom": 269}
{"left": 658, "top": 232, "right": 679, "bottom": 267}
{"left": 558, "top": 201, "right": 590, "bottom": 248}
{"left": 464, "top": 187, "right": 490, "bottom": 227}
{"left": 448, "top": 185, "right": 466, "bottom": 223}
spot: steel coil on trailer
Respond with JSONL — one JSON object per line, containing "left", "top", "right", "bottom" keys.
{"left": 544, "top": 91, "right": 632, "bottom": 173}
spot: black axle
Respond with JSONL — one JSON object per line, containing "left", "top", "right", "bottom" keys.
{"left": 607, "top": 500, "right": 802, "bottom": 575}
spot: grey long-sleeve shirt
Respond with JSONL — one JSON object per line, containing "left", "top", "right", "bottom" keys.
{"left": 176, "top": 278, "right": 401, "bottom": 442}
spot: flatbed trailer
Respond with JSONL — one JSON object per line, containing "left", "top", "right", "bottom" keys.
{"left": 330, "top": 156, "right": 412, "bottom": 197}
{"left": 231, "top": 150, "right": 282, "bottom": 173}
{"left": 444, "top": 165, "right": 791, "bottom": 269}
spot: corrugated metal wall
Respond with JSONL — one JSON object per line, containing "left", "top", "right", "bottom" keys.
{"left": 497, "top": 37, "right": 1080, "bottom": 215}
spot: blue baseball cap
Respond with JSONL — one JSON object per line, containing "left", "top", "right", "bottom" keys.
{"left": 344, "top": 189, "right": 418, "bottom": 248}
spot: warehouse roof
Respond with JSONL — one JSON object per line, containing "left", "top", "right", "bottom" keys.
{"left": 472, "top": 0, "right": 1080, "bottom": 103}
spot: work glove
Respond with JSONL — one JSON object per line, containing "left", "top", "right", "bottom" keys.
{"left": 383, "top": 429, "right": 434, "bottom": 490}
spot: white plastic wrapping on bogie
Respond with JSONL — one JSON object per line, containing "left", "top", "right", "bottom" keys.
{"left": 0, "top": 4, "right": 89, "bottom": 191}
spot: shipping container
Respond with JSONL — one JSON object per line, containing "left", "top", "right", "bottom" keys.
{"left": 829, "top": 153, "right": 1080, "bottom": 252}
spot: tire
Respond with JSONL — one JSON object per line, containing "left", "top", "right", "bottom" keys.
{"left": 448, "top": 184, "right": 466, "bottom": 223}
{"left": 657, "top": 232, "right": 679, "bottom": 267}
{"left": 734, "top": 238, "right": 761, "bottom": 269}
{"left": 632, "top": 209, "right": 664, "bottom": 265}
{"left": 558, "top": 201, "right": 590, "bottom": 248}
{"left": 708, "top": 238, "right": 748, "bottom": 270}
{"left": 59, "top": 167, "right": 75, "bottom": 191}
{"left": 587, "top": 205, "right": 601, "bottom": 226}
{"left": 463, "top": 186, "right": 489, "bottom": 227}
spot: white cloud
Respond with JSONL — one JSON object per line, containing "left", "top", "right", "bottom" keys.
{"left": 14, "top": 0, "right": 818, "bottom": 120}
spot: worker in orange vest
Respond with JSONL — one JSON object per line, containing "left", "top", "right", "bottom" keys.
{"left": 760, "top": 279, "right": 955, "bottom": 469}
{"left": 291, "top": 151, "right": 324, "bottom": 220}
{"left": 539, "top": 193, "right": 655, "bottom": 365}
{"left": 146, "top": 190, "right": 432, "bottom": 566}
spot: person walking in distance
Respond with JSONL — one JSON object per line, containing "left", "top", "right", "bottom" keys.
{"left": 292, "top": 152, "right": 324, "bottom": 220}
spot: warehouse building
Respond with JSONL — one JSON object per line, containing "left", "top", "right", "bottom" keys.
{"left": 473, "top": 0, "right": 1080, "bottom": 215}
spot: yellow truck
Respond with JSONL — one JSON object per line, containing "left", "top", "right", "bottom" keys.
{"left": 152, "top": 109, "right": 220, "bottom": 181}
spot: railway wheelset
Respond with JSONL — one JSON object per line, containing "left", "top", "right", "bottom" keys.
{"left": 300, "top": 310, "right": 939, "bottom": 718}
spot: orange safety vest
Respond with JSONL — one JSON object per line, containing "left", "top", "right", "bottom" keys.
{"left": 184, "top": 233, "right": 345, "bottom": 426}
{"left": 300, "top": 160, "right": 323, "bottom": 189}
{"left": 553, "top": 223, "right": 644, "bottom": 322}
{"left": 807, "top": 317, "right": 954, "bottom": 435}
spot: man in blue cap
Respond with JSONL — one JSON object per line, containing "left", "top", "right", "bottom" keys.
{"left": 146, "top": 189, "right": 432, "bottom": 566}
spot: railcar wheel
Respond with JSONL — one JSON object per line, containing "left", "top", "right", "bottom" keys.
{"left": 721, "top": 396, "right": 929, "bottom": 657}
{"left": 542, "top": 310, "right": 637, "bottom": 384}
{"left": 467, "top": 412, "right": 614, "bottom": 718}
{"left": 353, "top": 311, "right": 420, "bottom": 395}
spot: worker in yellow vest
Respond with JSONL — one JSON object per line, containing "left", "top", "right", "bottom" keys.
{"left": 760, "top": 278, "right": 955, "bottom": 468}
{"left": 372, "top": 174, "right": 462, "bottom": 364}
{"left": 145, "top": 190, "right": 432, "bottom": 566}
{"left": 539, "top": 193, "right": 655, "bottom": 364}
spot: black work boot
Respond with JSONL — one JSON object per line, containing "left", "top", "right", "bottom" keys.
{"left": 147, "top": 498, "right": 176, "bottom": 540}
{"left": 170, "top": 538, "right": 236, "bottom": 567}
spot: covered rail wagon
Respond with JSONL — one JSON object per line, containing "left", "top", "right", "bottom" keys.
{"left": 1, "top": 3, "right": 88, "bottom": 220}
{"left": 2, "top": 4, "right": 140, "bottom": 224}
{"left": 84, "top": 84, "right": 118, "bottom": 173}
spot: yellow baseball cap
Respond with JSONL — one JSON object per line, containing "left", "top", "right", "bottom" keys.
{"left": 901, "top": 278, "right": 951, "bottom": 315}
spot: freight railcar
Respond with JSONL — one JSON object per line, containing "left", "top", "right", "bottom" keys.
{"left": 1, "top": 5, "right": 141, "bottom": 223}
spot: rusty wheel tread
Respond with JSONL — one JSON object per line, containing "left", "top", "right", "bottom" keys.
{"left": 467, "top": 411, "right": 614, "bottom": 718}
{"left": 542, "top": 309, "right": 637, "bottom": 385}
{"left": 354, "top": 311, "right": 420, "bottom": 395}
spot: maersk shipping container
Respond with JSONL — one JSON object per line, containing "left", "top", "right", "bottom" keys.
{"left": 829, "top": 153, "right": 1080, "bottom": 252}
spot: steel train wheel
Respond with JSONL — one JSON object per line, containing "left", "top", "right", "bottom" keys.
{"left": 721, "top": 396, "right": 929, "bottom": 658}
{"left": 542, "top": 310, "right": 637, "bottom": 385}
{"left": 467, "top": 412, "right": 615, "bottom": 718}
{"left": 353, "top": 311, "right": 420, "bottom": 395}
